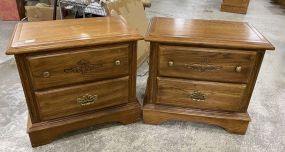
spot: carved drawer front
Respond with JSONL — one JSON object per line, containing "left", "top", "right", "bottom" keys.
{"left": 156, "top": 77, "right": 247, "bottom": 112}
{"left": 159, "top": 45, "right": 257, "bottom": 83}
{"left": 26, "top": 44, "right": 129, "bottom": 90}
{"left": 35, "top": 77, "right": 129, "bottom": 121}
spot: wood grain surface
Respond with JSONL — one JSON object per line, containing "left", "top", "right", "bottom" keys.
{"left": 145, "top": 17, "right": 274, "bottom": 50}
{"left": 6, "top": 16, "right": 143, "bottom": 55}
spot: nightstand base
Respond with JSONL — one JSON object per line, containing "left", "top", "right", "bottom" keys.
{"left": 143, "top": 104, "right": 250, "bottom": 135}
{"left": 27, "top": 101, "right": 141, "bottom": 147}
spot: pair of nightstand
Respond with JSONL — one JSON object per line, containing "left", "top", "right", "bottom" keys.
{"left": 6, "top": 16, "right": 274, "bottom": 147}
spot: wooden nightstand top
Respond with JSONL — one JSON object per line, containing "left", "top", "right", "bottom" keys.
{"left": 145, "top": 17, "right": 274, "bottom": 50}
{"left": 6, "top": 16, "right": 143, "bottom": 55}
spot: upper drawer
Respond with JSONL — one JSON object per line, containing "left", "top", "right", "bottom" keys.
{"left": 35, "top": 76, "right": 129, "bottom": 121}
{"left": 26, "top": 44, "right": 129, "bottom": 90}
{"left": 159, "top": 45, "right": 257, "bottom": 83}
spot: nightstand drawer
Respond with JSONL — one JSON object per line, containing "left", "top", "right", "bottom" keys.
{"left": 35, "top": 77, "right": 129, "bottom": 121}
{"left": 159, "top": 45, "right": 257, "bottom": 83}
{"left": 156, "top": 77, "right": 247, "bottom": 112}
{"left": 27, "top": 44, "right": 129, "bottom": 90}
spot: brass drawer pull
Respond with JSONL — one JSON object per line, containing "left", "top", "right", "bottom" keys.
{"left": 43, "top": 71, "right": 50, "bottom": 78}
{"left": 168, "top": 61, "right": 174, "bottom": 67}
{"left": 77, "top": 94, "right": 97, "bottom": 106}
{"left": 235, "top": 66, "right": 242, "bottom": 73}
{"left": 115, "top": 60, "right": 121, "bottom": 66}
{"left": 190, "top": 91, "right": 207, "bottom": 102}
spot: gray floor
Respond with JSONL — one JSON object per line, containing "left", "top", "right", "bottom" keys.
{"left": 1, "top": 0, "right": 285, "bottom": 151}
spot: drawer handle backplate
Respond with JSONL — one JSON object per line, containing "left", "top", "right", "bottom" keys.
{"left": 190, "top": 91, "right": 207, "bottom": 102}
{"left": 185, "top": 64, "right": 222, "bottom": 72}
{"left": 77, "top": 94, "right": 97, "bottom": 106}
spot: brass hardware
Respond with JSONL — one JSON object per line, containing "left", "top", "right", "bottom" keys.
{"left": 64, "top": 59, "right": 102, "bottom": 74}
{"left": 115, "top": 60, "right": 121, "bottom": 66}
{"left": 190, "top": 91, "right": 207, "bottom": 102}
{"left": 185, "top": 64, "right": 222, "bottom": 72}
{"left": 168, "top": 61, "right": 174, "bottom": 67}
{"left": 43, "top": 71, "right": 50, "bottom": 78}
{"left": 235, "top": 66, "right": 242, "bottom": 73}
{"left": 77, "top": 94, "right": 97, "bottom": 106}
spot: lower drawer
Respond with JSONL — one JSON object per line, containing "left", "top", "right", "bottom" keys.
{"left": 35, "top": 77, "right": 129, "bottom": 121}
{"left": 156, "top": 77, "right": 247, "bottom": 112}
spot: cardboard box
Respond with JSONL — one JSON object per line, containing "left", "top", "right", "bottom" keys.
{"left": 104, "top": 0, "right": 150, "bottom": 65}
{"left": 25, "top": 4, "right": 61, "bottom": 21}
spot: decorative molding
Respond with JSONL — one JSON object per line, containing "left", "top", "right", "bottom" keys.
{"left": 64, "top": 59, "right": 102, "bottom": 74}
{"left": 185, "top": 63, "right": 222, "bottom": 72}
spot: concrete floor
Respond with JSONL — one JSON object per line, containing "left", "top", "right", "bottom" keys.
{"left": 1, "top": 0, "right": 285, "bottom": 151}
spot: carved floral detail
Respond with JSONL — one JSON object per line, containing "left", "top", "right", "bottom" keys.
{"left": 184, "top": 64, "right": 222, "bottom": 72}
{"left": 77, "top": 94, "right": 97, "bottom": 106}
{"left": 64, "top": 59, "right": 102, "bottom": 74}
{"left": 184, "top": 58, "right": 223, "bottom": 72}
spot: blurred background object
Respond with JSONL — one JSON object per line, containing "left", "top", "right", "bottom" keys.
{"left": 221, "top": 0, "right": 250, "bottom": 14}
{"left": 103, "top": 0, "right": 150, "bottom": 66}
{"left": 272, "top": 0, "right": 285, "bottom": 6}
{"left": 0, "top": 0, "right": 25, "bottom": 20}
